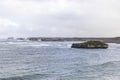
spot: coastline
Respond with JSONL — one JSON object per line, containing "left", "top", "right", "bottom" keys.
{"left": 26, "top": 37, "right": 120, "bottom": 44}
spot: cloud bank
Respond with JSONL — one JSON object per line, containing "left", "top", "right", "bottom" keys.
{"left": 0, "top": 0, "right": 120, "bottom": 38}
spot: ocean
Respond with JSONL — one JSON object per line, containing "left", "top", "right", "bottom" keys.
{"left": 0, "top": 41, "right": 120, "bottom": 80}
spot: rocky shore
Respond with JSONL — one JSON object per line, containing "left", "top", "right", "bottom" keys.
{"left": 8, "top": 37, "right": 120, "bottom": 44}
{"left": 71, "top": 41, "right": 108, "bottom": 49}
{"left": 28, "top": 37, "right": 120, "bottom": 43}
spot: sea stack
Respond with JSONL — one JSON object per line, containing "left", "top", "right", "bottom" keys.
{"left": 71, "top": 41, "right": 108, "bottom": 49}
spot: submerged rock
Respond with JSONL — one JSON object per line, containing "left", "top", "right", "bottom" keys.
{"left": 71, "top": 41, "right": 108, "bottom": 49}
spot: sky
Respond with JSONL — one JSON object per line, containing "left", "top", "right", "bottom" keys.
{"left": 0, "top": 0, "right": 120, "bottom": 38}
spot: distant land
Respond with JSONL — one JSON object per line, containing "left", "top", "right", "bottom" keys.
{"left": 8, "top": 37, "right": 120, "bottom": 44}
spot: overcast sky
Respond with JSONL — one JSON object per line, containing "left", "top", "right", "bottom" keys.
{"left": 0, "top": 0, "right": 120, "bottom": 38}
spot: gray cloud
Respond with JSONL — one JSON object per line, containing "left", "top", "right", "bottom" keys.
{"left": 0, "top": 0, "right": 120, "bottom": 38}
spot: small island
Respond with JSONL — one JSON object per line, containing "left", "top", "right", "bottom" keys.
{"left": 71, "top": 41, "right": 108, "bottom": 49}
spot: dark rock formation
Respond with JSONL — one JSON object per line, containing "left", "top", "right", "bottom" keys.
{"left": 16, "top": 38, "right": 25, "bottom": 40}
{"left": 27, "top": 38, "right": 39, "bottom": 41}
{"left": 71, "top": 41, "right": 108, "bottom": 49}
{"left": 8, "top": 37, "right": 14, "bottom": 40}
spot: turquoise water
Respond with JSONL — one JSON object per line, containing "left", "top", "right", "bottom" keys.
{"left": 0, "top": 41, "right": 120, "bottom": 80}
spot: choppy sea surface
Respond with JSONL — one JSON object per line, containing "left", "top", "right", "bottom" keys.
{"left": 0, "top": 40, "right": 120, "bottom": 80}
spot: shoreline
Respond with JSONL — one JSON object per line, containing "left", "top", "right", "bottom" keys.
{"left": 10, "top": 37, "right": 120, "bottom": 44}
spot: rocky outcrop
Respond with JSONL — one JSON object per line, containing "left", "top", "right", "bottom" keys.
{"left": 16, "top": 38, "right": 25, "bottom": 40}
{"left": 71, "top": 41, "right": 108, "bottom": 49}
{"left": 27, "top": 38, "right": 39, "bottom": 41}
{"left": 8, "top": 37, "right": 14, "bottom": 40}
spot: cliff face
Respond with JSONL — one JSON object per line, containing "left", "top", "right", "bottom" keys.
{"left": 71, "top": 41, "right": 108, "bottom": 49}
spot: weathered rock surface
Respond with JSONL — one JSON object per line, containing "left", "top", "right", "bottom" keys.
{"left": 71, "top": 41, "right": 108, "bottom": 49}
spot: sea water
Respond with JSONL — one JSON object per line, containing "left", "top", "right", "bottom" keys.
{"left": 0, "top": 41, "right": 120, "bottom": 80}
